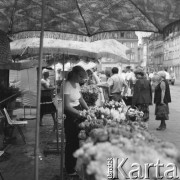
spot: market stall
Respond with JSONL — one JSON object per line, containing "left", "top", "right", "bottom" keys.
{"left": 73, "top": 101, "right": 180, "bottom": 180}
{"left": 1, "top": 1, "right": 180, "bottom": 180}
{"left": 11, "top": 38, "right": 129, "bottom": 62}
{"left": 10, "top": 35, "right": 131, "bottom": 180}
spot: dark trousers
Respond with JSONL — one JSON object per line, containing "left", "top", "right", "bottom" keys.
{"left": 64, "top": 105, "right": 82, "bottom": 174}
{"left": 110, "top": 93, "right": 122, "bottom": 102}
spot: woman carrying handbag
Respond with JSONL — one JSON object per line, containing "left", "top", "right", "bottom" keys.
{"left": 154, "top": 71, "right": 171, "bottom": 130}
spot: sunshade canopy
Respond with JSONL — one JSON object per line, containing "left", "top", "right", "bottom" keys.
{"left": 10, "top": 38, "right": 130, "bottom": 62}
{"left": 0, "top": 60, "right": 36, "bottom": 70}
{"left": 0, "top": 0, "right": 180, "bottom": 35}
{"left": 51, "top": 61, "right": 97, "bottom": 71}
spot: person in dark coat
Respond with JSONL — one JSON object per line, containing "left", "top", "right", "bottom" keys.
{"left": 132, "top": 69, "right": 152, "bottom": 122}
{"left": 154, "top": 71, "right": 171, "bottom": 130}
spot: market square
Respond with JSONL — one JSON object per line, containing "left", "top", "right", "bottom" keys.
{"left": 1, "top": 1, "right": 180, "bottom": 180}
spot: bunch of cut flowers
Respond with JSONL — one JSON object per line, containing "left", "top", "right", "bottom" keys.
{"left": 126, "top": 106, "right": 144, "bottom": 122}
{"left": 104, "top": 100, "right": 125, "bottom": 110}
{"left": 75, "top": 122, "right": 180, "bottom": 180}
{"left": 78, "top": 107, "right": 105, "bottom": 141}
{"left": 78, "top": 106, "right": 128, "bottom": 141}
{"left": 81, "top": 84, "right": 100, "bottom": 107}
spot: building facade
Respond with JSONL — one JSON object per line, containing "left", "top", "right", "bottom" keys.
{"left": 163, "top": 22, "right": 180, "bottom": 78}
{"left": 139, "top": 27, "right": 180, "bottom": 79}
{"left": 146, "top": 34, "right": 164, "bottom": 72}
{"left": 139, "top": 34, "right": 164, "bottom": 73}
{"left": 117, "top": 31, "right": 139, "bottom": 69}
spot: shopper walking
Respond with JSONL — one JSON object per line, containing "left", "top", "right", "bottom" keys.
{"left": 154, "top": 71, "right": 171, "bottom": 130}
{"left": 132, "top": 69, "right": 152, "bottom": 122}
{"left": 107, "top": 67, "right": 128, "bottom": 102}
{"left": 63, "top": 66, "right": 88, "bottom": 175}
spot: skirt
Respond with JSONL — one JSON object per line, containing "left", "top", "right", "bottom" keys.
{"left": 155, "top": 103, "right": 169, "bottom": 120}
{"left": 40, "top": 95, "right": 56, "bottom": 115}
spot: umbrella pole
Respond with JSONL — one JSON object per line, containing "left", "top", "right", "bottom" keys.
{"left": 60, "top": 54, "right": 65, "bottom": 179}
{"left": 54, "top": 56, "right": 60, "bottom": 153}
{"left": 54, "top": 58, "right": 57, "bottom": 94}
{"left": 34, "top": 0, "right": 45, "bottom": 179}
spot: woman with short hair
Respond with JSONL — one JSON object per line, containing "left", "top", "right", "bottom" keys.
{"left": 63, "top": 66, "right": 88, "bottom": 175}
{"left": 154, "top": 71, "right": 171, "bottom": 130}
{"left": 40, "top": 69, "right": 57, "bottom": 128}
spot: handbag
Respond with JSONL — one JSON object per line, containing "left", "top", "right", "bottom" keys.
{"left": 136, "top": 104, "right": 149, "bottom": 121}
{"left": 156, "top": 104, "right": 169, "bottom": 120}
{"left": 126, "top": 106, "right": 138, "bottom": 121}
{"left": 122, "top": 96, "right": 132, "bottom": 106}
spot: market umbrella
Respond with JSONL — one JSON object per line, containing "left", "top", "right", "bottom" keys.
{"left": 92, "top": 39, "right": 129, "bottom": 63}
{"left": 0, "top": 0, "right": 180, "bottom": 35}
{"left": 10, "top": 38, "right": 97, "bottom": 59}
{"left": 1, "top": 1, "right": 180, "bottom": 180}
{"left": 51, "top": 61, "right": 97, "bottom": 71}
{"left": 74, "top": 61, "right": 97, "bottom": 70}
{"left": 10, "top": 38, "right": 130, "bottom": 62}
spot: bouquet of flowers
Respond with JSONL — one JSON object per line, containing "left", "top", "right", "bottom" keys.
{"left": 78, "top": 106, "right": 128, "bottom": 141}
{"left": 78, "top": 108, "right": 106, "bottom": 140}
{"left": 104, "top": 100, "right": 125, "bottom": 110}
{"left": 75, "top": 122, "right": 180, "bottom": 180}
{"left": 81, "top": 85, "right": 100, "bottom": 107}
{"left": 126, "top": 106, "right": 144, "bottom": 121}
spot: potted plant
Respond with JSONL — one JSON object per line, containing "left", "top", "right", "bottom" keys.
{"left": 0, "top": 84, "right": 22, "bottom": 116}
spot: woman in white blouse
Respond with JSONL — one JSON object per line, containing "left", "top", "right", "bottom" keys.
{"left": 40, "top": 69, "right": 56, "bottom": 129}
{"left": 63, "top": 66, "right": 88, "bottom": 175}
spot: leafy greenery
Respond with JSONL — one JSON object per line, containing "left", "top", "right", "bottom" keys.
{"left": 0, "top": 84, "right": 22, "bottom": 108}
{"left": 81, "top": 85, "right": 99, "bottom": 107}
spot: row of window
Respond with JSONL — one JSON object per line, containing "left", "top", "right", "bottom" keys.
{"left": 164, "top": 36, "right": 180, "bottom": 48}
{"left": 164, "top": 52, "right": 180, "bottom": 61}
{"left": 128, "top": 53, "right": 135, "bottom": 60}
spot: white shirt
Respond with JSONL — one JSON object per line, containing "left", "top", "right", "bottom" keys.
{"left": 64, "top": 81, "right": 81, "bottom": 107}
{"left": 125, "top": 71, "right": 136, "bottom": 81}
{"left": 164, "top": 71, "right": 170, "bottom": 80}
{"left": 107, "top": 74, "right": 126, "bottom": 93}
{"left": 120, "top": 72, "right": 126, "bottom": 81}
{"left": 56, "top": 73, "right": 62, "bottom": 81}
{"left": 93, "top": 72, "right": 101, "bottom": 84}
{"left": 149, "top": 73, "right": 154, "bottom": 79}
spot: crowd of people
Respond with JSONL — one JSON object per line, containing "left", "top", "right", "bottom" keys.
{"left": 40, "top": 65, "right": 172, "bottom": 176}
